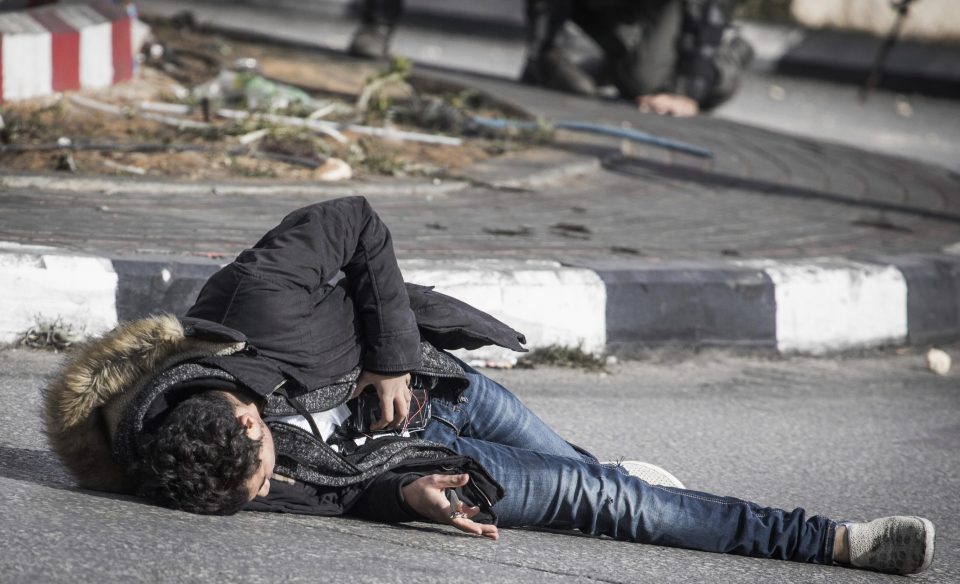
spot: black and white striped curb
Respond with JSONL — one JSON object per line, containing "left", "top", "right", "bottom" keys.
{"left": 596, "top": 255, "right": 960, "bottom": 356}
{"left": 1, "top": 245, "right": 958, "bottom": 357}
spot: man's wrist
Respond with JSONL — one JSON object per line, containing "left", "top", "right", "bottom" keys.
{"left": 397, "top": 474, "right": 426, "bottom": 520}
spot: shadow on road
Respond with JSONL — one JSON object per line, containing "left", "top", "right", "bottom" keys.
{"left": 0, "top": 446, "right": 75, "bottom": 489}
{"left": 0, "top": 445, "right": 148, "bottom": 506}
{"left": 604, "top": 155, "right": 960, "bottom": 223}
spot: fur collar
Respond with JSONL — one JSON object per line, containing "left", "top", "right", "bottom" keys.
{"left": 43, "top": 314, "right": 245, "bottom": 493}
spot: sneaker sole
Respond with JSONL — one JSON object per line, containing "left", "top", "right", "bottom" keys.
{"left": 604, "top": 460, "right": 686, "bottom": 489}
{"left": 917, "top": 517, "right": 936, "bottom": 573}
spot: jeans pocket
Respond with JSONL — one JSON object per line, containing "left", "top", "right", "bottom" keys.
{"left": 428, "top": 396, "right": 463, "bottom": 432}
{"left": 430, "top": 415, "right": 461, "bottom": 435}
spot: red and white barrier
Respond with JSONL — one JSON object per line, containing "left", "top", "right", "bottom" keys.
{"left": 0, "top": 0, "right": 134, "bottom": 102}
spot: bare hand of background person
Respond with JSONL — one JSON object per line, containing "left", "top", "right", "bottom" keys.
{"left": 637, "top": 93, "right": 700, "bottom": 117}
{"left": 354, "top": 371, "right": 411, "bottom": 430}
{"left": 401, "top": 474, "right": 500, "bottom": 540}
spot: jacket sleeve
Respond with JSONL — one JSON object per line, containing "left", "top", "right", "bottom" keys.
{"left": 348, "top": 470, "right": 422, "bottom": 523}
{"left": 245, "top": 477, "right": 378, "bottom": 516}
{"left": 234, "top": 196, "right": 421, "bottom": 373}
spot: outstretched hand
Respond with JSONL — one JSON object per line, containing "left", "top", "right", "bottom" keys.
{"left": 354, "top": 370, "right": 411, "bottom": 431}
{"left": 401, "top": 474, "right": 500, "bottom": 540}
{"left": 637, "top": 93, "right": 700, "bottom": 117}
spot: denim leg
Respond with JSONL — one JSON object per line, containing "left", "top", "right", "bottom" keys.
{"left": 446, "top": 436, "right": 836, "bottom": 564}
{"left": 422, "top": 365, "right": 596, "bottom": 463}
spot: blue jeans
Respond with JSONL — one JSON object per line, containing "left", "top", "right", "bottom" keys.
{"left": 419, "top": 364, "right": 837, "bottom": 564}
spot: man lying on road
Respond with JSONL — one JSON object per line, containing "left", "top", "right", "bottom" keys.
{"left": 45, "top": 196, "right": 934, "bottom": 575}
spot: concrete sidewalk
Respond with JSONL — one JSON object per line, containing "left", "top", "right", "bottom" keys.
{"left": 2, "top": 23, "right": 959, "bottom": 358}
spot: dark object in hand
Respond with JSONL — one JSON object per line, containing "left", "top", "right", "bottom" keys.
{"left": 343, "top": 375, "right": 432, "bottom": 435}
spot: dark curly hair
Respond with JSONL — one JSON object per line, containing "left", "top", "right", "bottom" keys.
{"left": 135, "top": 392, "right": 262, "bottom": 515}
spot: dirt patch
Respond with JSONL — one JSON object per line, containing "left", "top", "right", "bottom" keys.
{"left": 0, "top": 17, "right": 540, "bottom": 181}
{"left": 516, "top": 344, "right": 610, "bottom": 372}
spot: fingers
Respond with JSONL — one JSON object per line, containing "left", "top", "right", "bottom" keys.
{"left": 392, "top": 391, "right": 410, "bottom": 428}
{"left": 350, "top": 373, "right": 369, "bottom": 399}
{"left": 461, "top": 504, "right": 481, "bottom": 520}
{"left": 365, "top": 373, "right": 411, "bottom": 430}
{"left": 478, "top": 523, "right": 499, "bottom": 540}
{"left": 449, "top": 493, "right": 498, "bottom": 540}
{"left": 647, "top": 96, "right": 674, "bottom": 116}
{"left": 401, "top": 474, "right": 496, "bottom": 540}
{"left": 451, "top": 515, "right": 500, "bottom": 541}
{"left": 670, "top": 99, "right": 698, "bottom": 117}
{"left": 433, "top": 473, "right": 470, "bottom": 489}
{"left": 372, "top": 395, "right": 395, "bottom": 431}
{"left": 637, "top": 94, "right": 699, "bottom": 117}
{"left": 372, "top": 389, "right": 409, "bottom": 430}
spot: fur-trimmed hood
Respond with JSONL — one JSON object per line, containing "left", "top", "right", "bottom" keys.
{"left": 43, "top": 314, "right": 246, "bottom": 493}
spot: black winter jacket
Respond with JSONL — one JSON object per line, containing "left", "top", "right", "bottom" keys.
{"left": 185, "top": 197, "right": 525, "bottom": 401}
{"left": 179, "top": 197, "right": 523, "bottom": 518}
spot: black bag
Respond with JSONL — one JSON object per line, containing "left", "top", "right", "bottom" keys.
{"left": 342, "top": 374, "right": 432, "bottom": 436}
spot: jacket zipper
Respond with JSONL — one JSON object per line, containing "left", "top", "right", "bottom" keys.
{"left": 471, "top": 482, "right": 494, "bottom": 508}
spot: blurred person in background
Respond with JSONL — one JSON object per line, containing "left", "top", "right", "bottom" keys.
{"left": 524, "top": 0, "right": 754, "bottom": 116}
{"left": 348, "top": 0, "right": 403, "bottom": 59}
{"left": 348, "top": 0, "right": 753, "bottom": 117}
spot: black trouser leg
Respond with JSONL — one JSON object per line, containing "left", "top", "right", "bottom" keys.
{"left": 522, "top": 0, "right": 595, "bottom": 95}
{"left": 525, "top": 0, "right": 574, "bottom": 57}
{"left": 573, "top": 0, "right": 682, "bottom": 99}
{"left": 350, "top": 0, "right": 403, "bottom": 58}
{"left": 361, "top": 0, "right": 404, "bottom": 27}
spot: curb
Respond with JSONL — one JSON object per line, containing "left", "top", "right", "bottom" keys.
{"left": 0, "top": 0, "right": 136, "bottom": 102}
{"left": 3, "top": 245, "right": 957, "bottom": 358}
{"left": 771, "top": 26, "right": 960, "bottom": 99}
{"left": 595, "top": 254, "right": 960, "bottom": 355}
{"left": 0, "top": 141, "right": 599, "bottom": 195}
{"left": 739, "top": 22, "right": 960, "bottom": 98}
{"left": 0, "top": 172, "right": 471, "bottom": 197}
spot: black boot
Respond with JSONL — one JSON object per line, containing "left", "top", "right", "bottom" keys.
{"left": 522, "top": 0, "right": 594, "bottom": 95}
{"left": 349, "top": 0, "right": 403, "bottom": 59}
{"left": 723, "top": 32, "right": 755, "bottom": 71}
{"left": 521, "top": 49, "right": 596, "bottom": 96}
{"left": 698, "top": 30, "right": 755, "bottom": 110}
{"left": 348, "top": 23, "right": 394, "bottom": 59}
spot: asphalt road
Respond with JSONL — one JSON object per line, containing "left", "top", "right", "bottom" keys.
{"left": 2, "top": 347, "right": 957, "bottom": 583}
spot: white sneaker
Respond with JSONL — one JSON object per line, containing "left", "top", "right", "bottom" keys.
{"left": 846, "top": 516, "right": 935, "bottom": 575}
{"left": 602, "top": 460, "right": 685, "bottom": 489}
